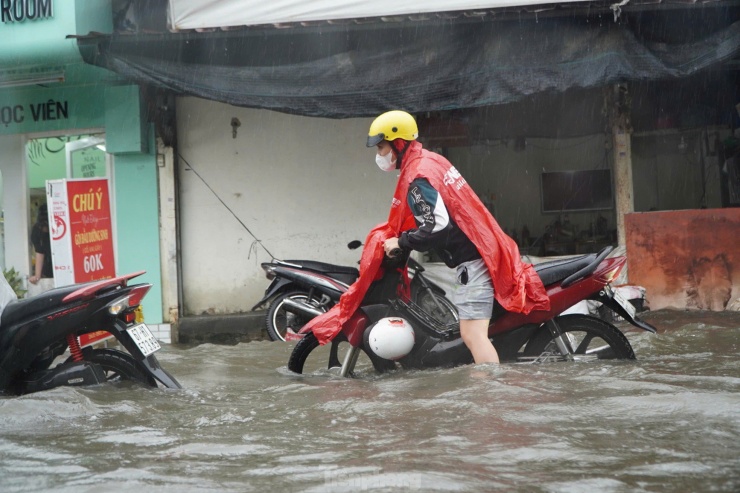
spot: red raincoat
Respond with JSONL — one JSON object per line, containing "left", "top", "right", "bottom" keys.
{"left": 305, "top": 141, "right": 550, "bottom": 345}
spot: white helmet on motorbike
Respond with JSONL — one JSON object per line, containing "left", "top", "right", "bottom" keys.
{"left": 365, "top": 317, "right": 416, "bottom": 361}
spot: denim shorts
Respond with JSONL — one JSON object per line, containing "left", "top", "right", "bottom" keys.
{"left": 451, "top": 258, "right": 494, "bottom": 320}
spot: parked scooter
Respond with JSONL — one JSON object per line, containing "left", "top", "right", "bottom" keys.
{"left": 0, "top": 271, "right": 181, "bottom": 395}
{"left": 288, "top": 246, "right": 657, "bottom": 376}
{"left": 253, "top": 241, "right": 457, "bottom": 341}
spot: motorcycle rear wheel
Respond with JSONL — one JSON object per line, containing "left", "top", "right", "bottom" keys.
{"left": 288, "top": 332, "right": 395, "bottom": 376}
{"left": 522, "top": 314, "right": 636, "bottom": 361}
{"left": 266, "top": 291, "right": 328, "bottom": 342}
{"left": 82, "top": 348, "right": 158, "bottom": 387}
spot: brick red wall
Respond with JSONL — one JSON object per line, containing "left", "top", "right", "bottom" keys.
{"left": 625, "top": 209, "right": 740, "bottom": 311}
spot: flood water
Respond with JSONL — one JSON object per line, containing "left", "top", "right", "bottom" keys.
{"left": 1, "top": 309, "right": 739, "bottom": 492}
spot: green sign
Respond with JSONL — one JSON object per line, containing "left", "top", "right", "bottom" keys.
{"left": 1, "top": 98, "right": 68, "bottom": 125}
{"left": 0, "top": 85, "right": 105, "bottom": 135}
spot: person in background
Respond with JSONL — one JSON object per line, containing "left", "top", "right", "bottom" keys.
{"left": 28, "top": 204, "right": 54, "bottom": 295}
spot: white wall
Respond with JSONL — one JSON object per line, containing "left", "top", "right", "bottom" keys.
{"left": 0, "top": 134, "right": 29, "bottom": 276}
{"left": 176, "top": 98, "right": 399, "bottom": 315}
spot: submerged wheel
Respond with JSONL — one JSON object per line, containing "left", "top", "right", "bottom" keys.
{"left": 266, "top": 291, "right": 327, "bottom": 341}
{"left": 523, "top": 314, "right": 636, "bottom": 361}
{"left": 82, "top": 348, "right": 158, "bottom": 387}
{"left": 413, "top": 287, "right": 459, "bottom": 325}
{"left": 288, "top": 331, "right": 395, "bottom": 376}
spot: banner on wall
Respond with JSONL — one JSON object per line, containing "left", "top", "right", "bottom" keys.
{"left": 47, "top": 178, "right": 117, "bottom": 347}
{"left": 47, "top": 178, "right": 116, "bottom": 287}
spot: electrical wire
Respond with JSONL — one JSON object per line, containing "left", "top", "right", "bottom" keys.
{"left": 177, "top": 152, "right": 276, "bottom": 260}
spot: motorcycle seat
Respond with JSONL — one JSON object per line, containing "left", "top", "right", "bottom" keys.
{"left": 0, "top": 284, "right": 85, "bottom": 329}
{"left": 534, "top": 253, "right": 597, "bottom": 287}
{"left": 284, "top": 260, "right": 360, "bottom": 285}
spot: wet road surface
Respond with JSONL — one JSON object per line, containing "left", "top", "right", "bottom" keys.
{"left": 1, "top": 309, "right": 739, "bottom": 492}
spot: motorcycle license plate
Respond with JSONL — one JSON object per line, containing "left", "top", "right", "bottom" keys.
{"left": 127, "top": 323, "right": 161, "bottom": 356}
{"left": 611, "top": 287, "right": 637, "bottom": 319}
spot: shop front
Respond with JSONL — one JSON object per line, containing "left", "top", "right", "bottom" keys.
{"left": 0, "top": 0, "right": 171, "bottom": 340}
{"left": 76, "top": 0, "right": 739, "bottom": 318}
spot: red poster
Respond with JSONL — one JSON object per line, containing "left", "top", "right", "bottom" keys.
{"left": 67, "top": 179, "right": 116, "bottom": 282}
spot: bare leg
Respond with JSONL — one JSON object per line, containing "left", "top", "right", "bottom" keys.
{"left": 460, "top": 319, "right": 499, "bottom": 364}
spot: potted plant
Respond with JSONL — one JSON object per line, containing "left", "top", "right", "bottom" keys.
{"left": 3, "top": 268, "right": 26, "bottom": 299}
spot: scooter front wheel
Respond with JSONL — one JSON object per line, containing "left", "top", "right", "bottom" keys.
{"left": 288, "top": 332, "right": 395, "bottom": 376}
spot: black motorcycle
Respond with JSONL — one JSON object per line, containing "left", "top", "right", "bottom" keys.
{"left": 0, "top": 271, "right": 181, "bottom": 395}
{"left": 252, "top": 241, "right": 457, "bottom": 341}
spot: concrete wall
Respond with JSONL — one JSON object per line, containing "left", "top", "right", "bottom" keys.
{"left": 626, "top": 209, "right": 740, "bottom": 311}
{"left": 176, "top": 97, "right": 398, "bottom": 315}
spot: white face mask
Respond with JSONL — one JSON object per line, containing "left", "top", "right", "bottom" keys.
{"left": 375, "top": 151, "right": 396, "bottom": 172}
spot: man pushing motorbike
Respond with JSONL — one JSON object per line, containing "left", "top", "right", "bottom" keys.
{"left": 302, "top": 110, "right": 550, "bottom": 365}
{"left": 369, "top": 110, "right": 549, "bottom": 364}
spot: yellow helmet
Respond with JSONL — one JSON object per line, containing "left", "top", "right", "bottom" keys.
{"left": 366, "top": 110, "right": 419, "bottom": 147}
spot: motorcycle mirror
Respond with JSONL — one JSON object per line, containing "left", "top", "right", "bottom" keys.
{"left": 347, "top": 240, "right": 362, "bottom": 250}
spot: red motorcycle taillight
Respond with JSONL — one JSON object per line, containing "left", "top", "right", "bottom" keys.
{"left": 123, "top": 311, "right": 137, "bottom": 324}
{"left": 127, "top": 285, "right": 152, "bottom": 308}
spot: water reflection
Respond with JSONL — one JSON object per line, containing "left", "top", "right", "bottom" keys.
{"left": 1, "top": 310, "right": 738, "bottom": 492}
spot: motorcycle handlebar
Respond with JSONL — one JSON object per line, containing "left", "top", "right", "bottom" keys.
{"left": 387, "top": 248, "right": 403, "bottom": 258}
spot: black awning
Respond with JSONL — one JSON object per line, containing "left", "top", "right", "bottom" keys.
{"left": 81, "top": 5, "right": 740, "bottom": 119}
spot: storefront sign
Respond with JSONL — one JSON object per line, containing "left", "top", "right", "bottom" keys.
{"left": 48, "top": 178, "right": 117, "bottom": 348}
{"left": 47, "top": 178, "right": 116, "bottom": 287}
{"left": 1, "top": 0, "right": 53, "bottom": 23}
{"left": 0, "top": 99, "right": 68, "bottom": 126}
